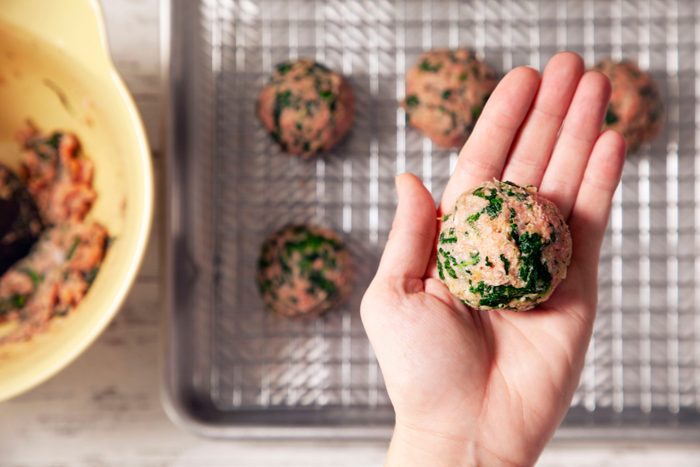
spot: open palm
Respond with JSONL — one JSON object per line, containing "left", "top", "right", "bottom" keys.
{"left": 361, "top": 52, "right": 626, "bottom": 467}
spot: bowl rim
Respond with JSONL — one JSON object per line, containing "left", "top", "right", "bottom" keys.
{"left": 0, "top": 0, "right": 154, "bottom": 402}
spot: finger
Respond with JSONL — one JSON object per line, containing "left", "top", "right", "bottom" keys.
{"left": 539, "top": 71, "right": 611, "bottom": 218}
{"left": 441, "top": 67, "right": 540, "bottom": 212}
{"left": 568, "top": 130, "right": 626, "bottom": 270}
{"left": 502, "top": 52, "right": 585, "bottom": 186}
{"left": 376, "top": 173, "right": 437, "bottom": 279}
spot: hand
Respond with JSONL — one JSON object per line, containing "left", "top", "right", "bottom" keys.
{"left": 361, "top": 52, "right": 625, "bottom": 467}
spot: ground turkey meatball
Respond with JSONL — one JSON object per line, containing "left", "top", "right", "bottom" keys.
{"left": 438, "top": 180, "right": 572, "bottom": 311}
{"left": 257, "top": 59, "right": 354, "bottom": 157}
{"left": 256, "top": 224, "right": 352, "bottom": 317}
{"left": 594, "top": 59, "right": 663, "bottom": 152}
{"left": 402, "top": 49, "right": 498, "bottom": 148}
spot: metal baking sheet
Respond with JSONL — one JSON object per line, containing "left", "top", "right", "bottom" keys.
{"left": 163, "top": 0, "right": 700, "bottom": 438}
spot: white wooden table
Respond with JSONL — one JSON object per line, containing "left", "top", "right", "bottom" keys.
{"left": 1, "top": 1, "right": 699, "bottom": 465}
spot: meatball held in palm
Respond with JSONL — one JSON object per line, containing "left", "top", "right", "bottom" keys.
{"left": 402, "top": 49, "right": 498, "bottom": 148}
{"left": 257, "top": 59, "right": 354, "bottom": 157}
{"left": 256, "top": 224, "right": 352, "bottom": 318}
{"left": 438, "top": 180, "right": 572, "bottom": 311}
{"left": 594, "top": 59, "right": 663, "bottom": 152}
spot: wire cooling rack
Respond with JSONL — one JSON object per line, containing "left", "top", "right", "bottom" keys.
{"left": 165, "top": 0, "right": 700, "bottom": 437}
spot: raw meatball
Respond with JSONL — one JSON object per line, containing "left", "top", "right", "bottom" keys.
{"left": 257, "top": 59, "right": 355, "bottom": 157}
{"left": 438, "top": 180, "right": 572, "bottom": 311}
{"left": 256, "top": 224, "right": 352, "bottom": 317}
{"left": 0, "top": 164, "right": 43, "bottom": 276}
{"left": 402, "top": 49, "right": 498, "bottom": 148}
{"left": 594, "top": 59, "right": 663, "bottom": 152}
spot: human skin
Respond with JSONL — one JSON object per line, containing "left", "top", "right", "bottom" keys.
{"left": 361, "top": 52, "right": 626, "bottom": 466}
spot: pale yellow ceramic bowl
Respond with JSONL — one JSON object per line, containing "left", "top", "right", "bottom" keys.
{"left": 0, "top": 0, "right": 153, "bottom": 401}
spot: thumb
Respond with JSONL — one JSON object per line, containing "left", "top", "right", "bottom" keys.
{"left": 375, "top": 173, "right": 437, "bottom": 280}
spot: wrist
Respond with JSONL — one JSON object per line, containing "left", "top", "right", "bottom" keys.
{"left": 387, "top": 422, "right": 477, "bottom": 467}
{"left": 386, "top": 421, "right": 528, "bottom": 467}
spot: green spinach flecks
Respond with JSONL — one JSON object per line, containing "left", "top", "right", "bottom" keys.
{"left": 467, "top": 211, "right": 482, "bottom": 225}
{"left": 500, "top": 254, "right": 510, "bottom": 275}
{"left": 20, "top": 268, "right": 43, "bottom": 288}
{"left": 438, "top": 248, "right": 459, "bottom": 279}
{"left": 516, "top": 232, "right": 552, "bottom": 291}
{"left": 285, "top": 230, "right": 342, "bottom": 254}
{"left": 47, "top": 132, "right": 63, "bottom": 150}
{"left": 473, "top": 187, "right": 503, "bottom": 218}
{"left": 308, "top": 270, "right": 337, "bottom": 296}
{"left": 0, "top": 294, "right": 28, "bottom": 315}
{"left": 501, "top": 182, "right": 529, "bottom": 201}
{"left": 470, "top": 228, "right": 553, "bottom": 308}
{"left": 605, "top": 107, "right": 619, "bottom": 125}
{"left": 273, "top": 90, "right": 294, "bottom": 139}
{"left": 83, "top": 267, "right": 99, "bottom": 285}
{"left": 66, "top": 237, "right": 81, "bottom": 261}
{"left": 276, "top": 62, "right": 293, "bottom": 75}
{"left": 320, "top": 89, "right": 335, "bottom": 104}
{"left": 470, "top": 92, "right": 491, "bottom": 122}
{"left": 471, "top": 104, "right": 483, "bottom": 122}
{"left": 419, "top": 59, "right": 442, "bottom": 72}
{"left": 439, "top": 228, "right": 458, "bottom": 244}
{"left": 406, "top": 95, "right": 420, "bottom": 107}
{"left": 28, "top": 132, "right": 63, "bottom": 161}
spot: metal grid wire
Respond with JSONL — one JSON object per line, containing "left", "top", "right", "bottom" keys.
{"left": 189, "top": 0, "right": 700, "bottom": 426}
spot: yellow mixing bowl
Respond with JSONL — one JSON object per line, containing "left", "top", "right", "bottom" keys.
{"left": 0, "top": 0, "right": 153, "bottom": 401}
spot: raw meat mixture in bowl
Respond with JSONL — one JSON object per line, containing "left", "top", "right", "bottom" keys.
{"left": 0, "top": 125, "right": 108, "bottom": 343}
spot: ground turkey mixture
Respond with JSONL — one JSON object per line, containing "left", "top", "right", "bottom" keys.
{"left": 256, "top": 224, "right": 352, "bottom": 318}
{"left": 257, "top": 59, "right": 355, "bottom": 157}
{"left": 438, "top": 180, "right": 571, "bottom": 311}
{"left": 402, "top": 49, "right": 498, "bottom": 148}
{"left": 594, "top": 59, "right": 664, "bottom": 152}
{"left": 0, "top": 125, "right": 108, "bottom": 343}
